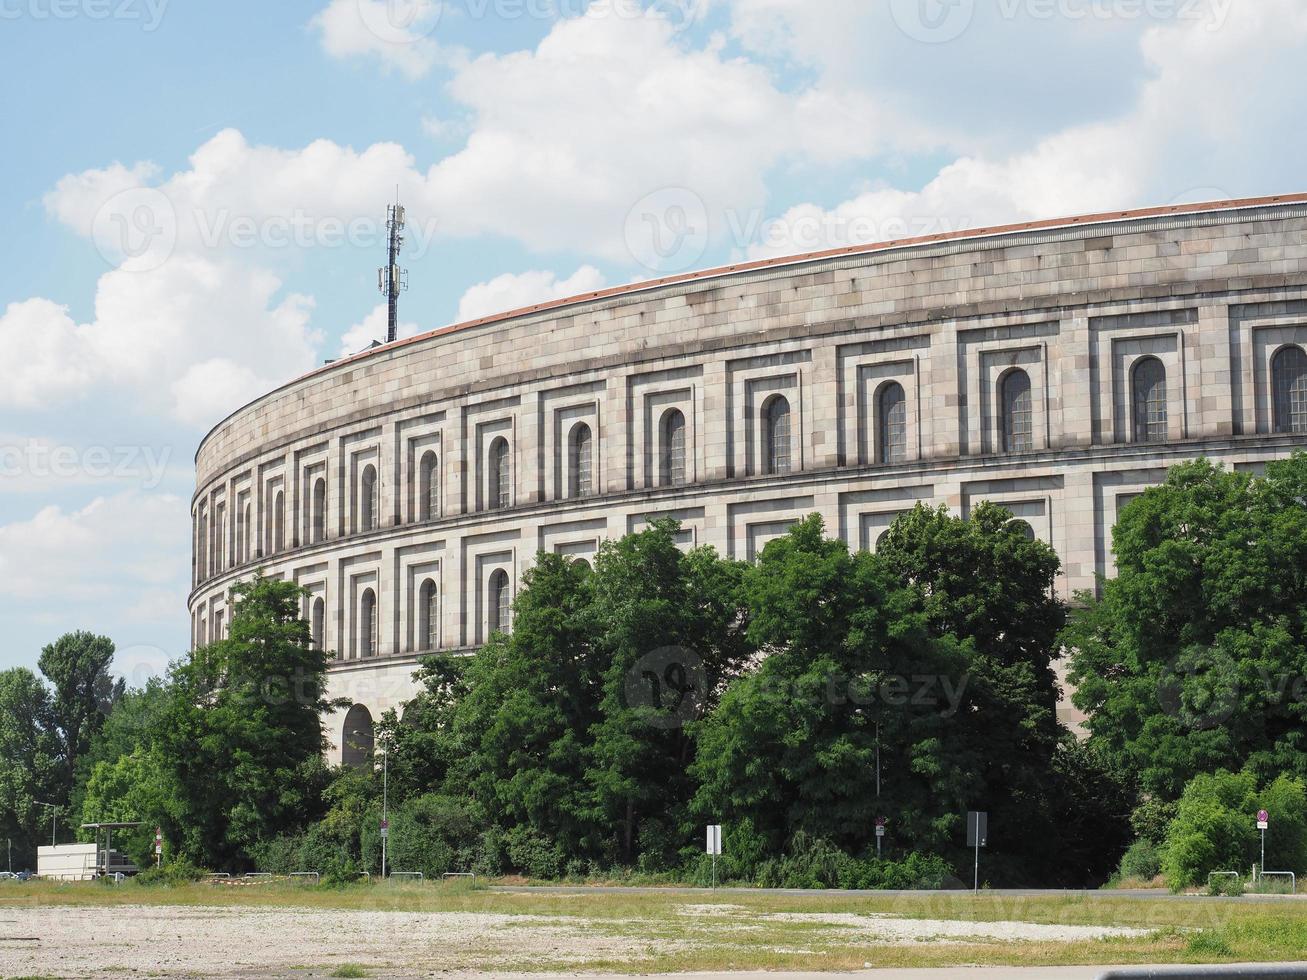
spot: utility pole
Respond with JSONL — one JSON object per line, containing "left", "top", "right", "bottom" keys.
{"left": 377, "top": 192, "right": 408, "bottom": 344}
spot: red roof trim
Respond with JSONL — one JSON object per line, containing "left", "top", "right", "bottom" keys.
{"left": 198, "top": 193, "right": 1307, "bottom": 458}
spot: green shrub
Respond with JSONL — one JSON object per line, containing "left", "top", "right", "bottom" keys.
{"left": 1162, "top": 770, "right": 1258, "bottom": 891}
{"left": 503, "top": 826, "right": 564, "bottom": 879}
{"left": 1117, "top": 839, "right": 1161, "bottom": 882}
{"left": 133, "top": 857, "right": 206, "bottom": 886}
{"left": 1206, "top": 873, "right": 1245, "bottom": 897}
{"left": 1131, "top": 799, "right": 1178, "bottom": 845}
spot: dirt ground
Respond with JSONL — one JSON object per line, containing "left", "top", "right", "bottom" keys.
{"left": 0, "top": 902, "right": 1147, "bottom": 979}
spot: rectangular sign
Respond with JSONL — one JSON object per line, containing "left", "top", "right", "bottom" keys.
{"left": 875, "top": 826, "right": 885, "bottom": 838}
{"left": 967, "top": 811, "right": 988, "bottom": 848}
{"left": 706, "top": 824, "right": 722, "bottom": 856}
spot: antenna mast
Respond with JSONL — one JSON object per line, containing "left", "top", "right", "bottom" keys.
{"left": 378, "top": 192, "right": 408, "bottom": 343}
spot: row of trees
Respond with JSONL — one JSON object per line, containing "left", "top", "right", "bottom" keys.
{"left": 5, "top": 454, "right": 1307, "bottom": 888}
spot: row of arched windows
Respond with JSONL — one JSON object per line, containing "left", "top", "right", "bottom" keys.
{"left": 200, "top": 345, "right": 1307, "bottom": 580}
{"left": 304, "top": 569, "right": 513, "bottom": 661}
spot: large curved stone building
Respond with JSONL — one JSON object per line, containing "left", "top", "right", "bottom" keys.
{"left": 191, "top": 195, "right": 1307, "bottom": 763}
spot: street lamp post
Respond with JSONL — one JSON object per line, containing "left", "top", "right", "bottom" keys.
{"left": 381, "top": 743, "right": 389, "bottom": 881}
{"left": 33, "top": 802, "right": 59, "bottom": 848}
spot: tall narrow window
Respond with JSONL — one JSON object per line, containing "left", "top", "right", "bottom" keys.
{"left": 419, "top": 579, "right": 438, "bottom": 650}
{"left": 360, "top": 465, "right": 378, "bottom": 532}
{"left": 196, "top": 618, "right": 206, "bottom": 648}
{"left": 489, "top": 569, "right": 511, "bottom": 634}
{"left": 312, "top": 478, "right": 326, "bottom": 543}
{"left": 360, "top": 589, "right": 377, "bottom": 658}
{"left": 240, "top": 502, "right": 251, "bottom": 564}
{"left": 197, "top": 511, "right": 207, "bottom": 581}
{"left": 273, "top": 491, "right": 285, "bottom": 552}
{"left": 311, "top": 596, "right": 325, "bottom": 650}
{"left": 214, "top": 504, "right": 226, "bottom": 571}
{"left": 660, "top": 409, "right": 687, "bottom": 487}
{"left": 419, "top": 452, "right": 439, "bottom": 520}
{"left": 877, "top": 382, "right": 907, "bottom": 464}
{"left": 1273, "top": 345, "right": 1307, "bottom": 434}
{"left": 1131, "top": 357, "right": 1168, "bottom": 444}
{"left": 763, "top": 396, "right": 792, "bottom": 475}
{"left": 1001, "top": 369, "right": 1033, "bottom": 453}
{"left": 489, "top": 437, "right": 511, "bottom": 510}
{"left": 569, "top": 423, "right": 594, "bottom": 498}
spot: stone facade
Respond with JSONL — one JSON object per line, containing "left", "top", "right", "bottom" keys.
{"left": 189, "top": 196, "right": 1307, "bottom": 763}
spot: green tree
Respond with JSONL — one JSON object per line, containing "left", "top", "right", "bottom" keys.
{"left": 0, "top": 669, "right": 58, "bottom": 869}
{"left": 1066, "top": 456, "right": 1307, "bottom": 799}
{"left": 152, "top": 573, "right": 337, "bottom": 867}
{"left": 585, "top": 523, "right": 752, "bottom": 866}
{"left": 38, "top": 632, "right": 122, "bottom": 807}
{"left": 446, "top": 553, "right": 602, "bottom": 861}
{"left": 876, "top": 502, "right": 1081, "bottom": 880}
{"left": 78, "top": 746, "right": 172, "bottom": 868}
{"left": 692, "top": 516, "right": 980, "bottom": 861}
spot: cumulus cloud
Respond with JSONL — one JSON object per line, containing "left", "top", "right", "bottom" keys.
{"left": 456, "top": 266, "right": 607, "bottom": 322}
{"left": 743, "top": 1, "right": 1307, "bottom": 259}
{"left": 0, "top": 492, "right": 189, "bottom": 609}
{"left": 311, "top": 0, "right": 447, "bottom": 80}
{"left": 338, "top": 303, "right": 422, "bottom": 358}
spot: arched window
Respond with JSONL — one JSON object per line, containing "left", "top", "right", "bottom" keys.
{"left": 312, "top": 479, "right": 326, "bottom": 544}
{"left": 877, "top": 382, "right": 907, "bottom": 464}
{"left": 763, "top": 395, "right": 792, "bottom": 476}
{"left": 419, "top": 452, "right": 439, "bottom": 520}
{"left": 273, "top": 491, "right": 285, "bottom": 553}
{"left": 569, "top": 423, "right": 594, "bottom": 498}
{"left": 359, "top": 588, "right": 377, "bottom": 658}
{"left": 311, "top": 596, "right": 325, "bottom": 650}
{"left": 1272, "top": 345, "right": 1307, "bottom": 434}
{"left": 660, "top": 409, "right": 687, "bottom": 487}
{"left": 360, "top": 465, "right": 378, "bottom": 531}
{"left": 875, "top": 529, "right": 891, "bottom": 552}
{"left": 1001, "top": 369, "right": 1033, "bottom": 453}
{"left": 1131, "top": 357, "right": 1168, "bottom": 444}
{"left": 1010, "top": 520, "right": 1037, "bottom": 542}
{"left": 341, "top": 704, "right": 374, "bottom": 768}
{"left": 419, "top": 579, "right": 438, "bottom": 651}
{"left": 489, "top": 437, "right": 511, "bottom": 510}
{"left": 489, "top": 569, "right": 511, "bottom": 634}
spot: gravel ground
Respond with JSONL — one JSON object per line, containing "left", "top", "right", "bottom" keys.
{"left": 0, "top": 902, "right": 1149, "bottom": 979}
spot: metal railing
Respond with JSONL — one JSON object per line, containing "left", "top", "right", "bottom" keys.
{"left": 1256, "top": 870, "right": 1297, "bottom": 893}
{"left": 388, "top": 871, "right": 424, "bottom": 882}
{"left": 290, "top": 872, "right": 320, "bottom": 885}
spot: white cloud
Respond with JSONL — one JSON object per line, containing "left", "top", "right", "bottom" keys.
{"left": 743, "top": 1, "right": 1307, "bottom": 259}
{"left": 456, "top": 265, "right": 607, "bottom": 322}
{"left": 0, "top": 492, "right": 189, "bottom": 609}
{"left": 311, "top": 0, "right": 447, "bottom": 80}
{"left": 338, "top": 303, "right": 422, "bottom": 358}
{"left": 422, "top": 9, "right": 894, "bottom": 259}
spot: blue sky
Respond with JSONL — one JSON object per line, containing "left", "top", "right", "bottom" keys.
{"left": 1, "top": 0, "right": 1304, "bottom": 681}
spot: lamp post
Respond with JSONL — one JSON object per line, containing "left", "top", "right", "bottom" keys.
{"left": 380, "top": 741, "right": 389, "bottom": 881}
{"left": 33, "top": 802, "right": 59, "bottom": 847}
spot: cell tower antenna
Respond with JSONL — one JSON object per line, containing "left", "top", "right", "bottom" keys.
{"left": 377, "top": 188, "right": 408, "bottom": 344}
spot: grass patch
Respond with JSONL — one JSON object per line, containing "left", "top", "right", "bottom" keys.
{"left": 329, "top": 965, "right": 368, "bottom": 978}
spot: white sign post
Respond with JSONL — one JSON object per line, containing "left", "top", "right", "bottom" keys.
{"left": 1258, "top": 809, "right": 1270, "bottom": 879}
{"left": 967, "top": 812, "right": 988, "bottom": 893}
{"left": 706, "top": 824, "right": 722, "bottom": 888}
{"left": 875, "top": 817, "right": 887, "bottom": 859}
